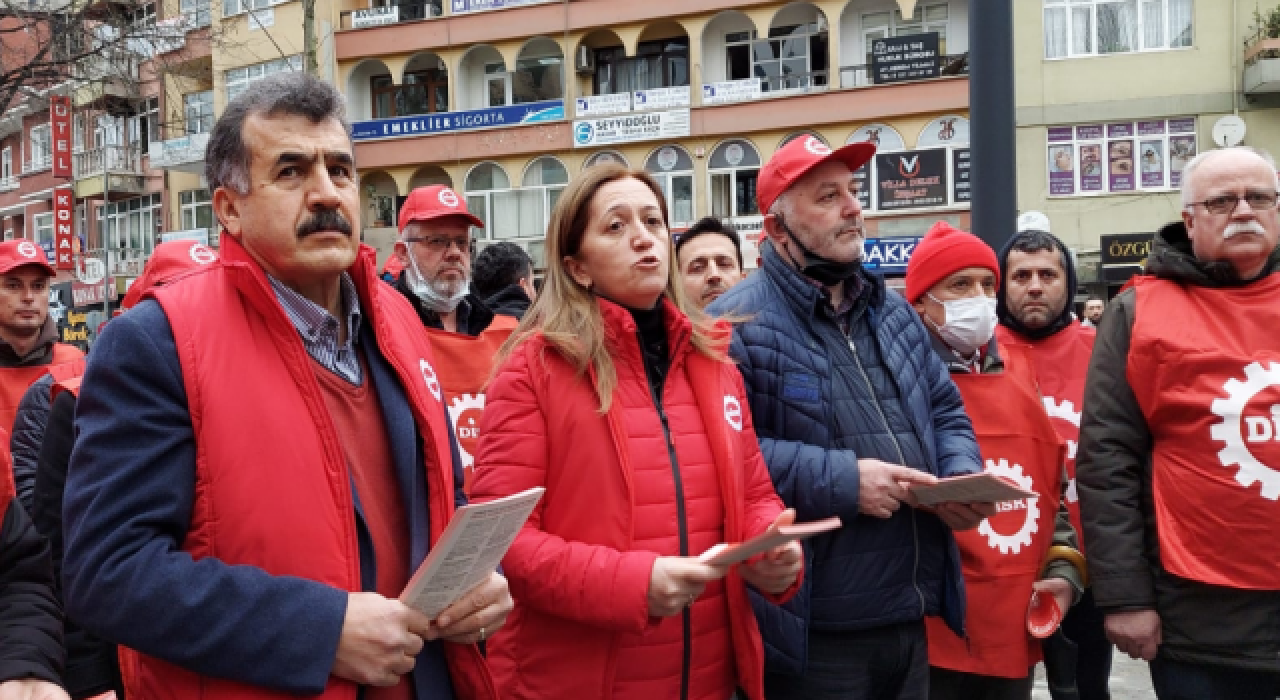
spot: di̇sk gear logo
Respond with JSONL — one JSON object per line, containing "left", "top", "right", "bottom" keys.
{"left": 803, "top": 136, "right": 832, "bottom": 157}
{"left": 448, "top": 393, "right": 485, "bottom": 469}
{"left": 976, "top": 459, "right": 1040, "bottom": 555}
{"left": 17, "top": 242, "right": 38, "bottom": 259}
{"left": 438, "top": 188, "right": 460, "bottom": 209}
{"left": 723, "top": 395, "right": 743, "bottom": 431}
{"left": 1042, "top": 397, "right": 1081, "bottom": 504}
{"left": 189, "top": 244, "right": 217, "bottom": 266}
{"left": 1210, "top": 361, "right": 1280, "bottom": 500}
{"left": 419, "top": 358, "right": 442, "bottom": 401}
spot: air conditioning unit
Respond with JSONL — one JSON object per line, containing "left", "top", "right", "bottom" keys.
{"left": 575, "top": 45, "right": 595, "bottom": 74}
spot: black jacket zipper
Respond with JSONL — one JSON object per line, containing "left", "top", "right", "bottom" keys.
{"left": 639, "top": 330, "right": 691, "bottom": 700}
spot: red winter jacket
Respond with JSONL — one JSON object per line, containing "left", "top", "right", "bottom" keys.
{"left": 471, "top": 298, "right": 797, "bottom": 700}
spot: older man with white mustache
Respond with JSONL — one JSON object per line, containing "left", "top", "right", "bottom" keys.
{"left": 1077, "top": 146, "right": 1280, "bottom": 700}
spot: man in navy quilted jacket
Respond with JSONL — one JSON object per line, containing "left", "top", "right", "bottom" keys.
{"left": 708, "top": 136, "right": 989, "bottom": 700}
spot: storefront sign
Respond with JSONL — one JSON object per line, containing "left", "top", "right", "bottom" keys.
{"left": 723, "top": 216, "right": 763, "bottom": 235}
{"left": 1168, "top": 117, "right": 1196, "bottom": 133}
{"left": 853, "top": 163, "right": 871, "bottom": 210}
{"left": 450, "top": 0, "right": 554, "bottom": 12}
{"left": 861, "top": 236, "right": 921, "bottom": 275}
{"left": 952, "top": 148, "right": 971, "bottom": 203}
{"left": 633, "top": 86, "right": 690, "bottom": 111}
{"left": 71, "top": 279, "right": 116, "bottom": 307}
{"left": 575, "top": 93, "right": 631, "bottom": 117}
{"left": 701, "top": 79, "right": 761, "bottom": 105}
{"left": 351, "top": 100, "right": 564, "bottom": 141}
{"left": 871, "top": 32, "right": 939, "bottom": 85}
{"left": 149, "top": 133, "right": 209, "bottom": 169}
{"left": 875, "top": 148, "right": 948, "bottom": 210}
{"left": 1100, "top": 232, "right": 1153, "bottom": 283}
{"left": 50, "top": 96, "right": 72, "bottom": 178}
{"left": 351, "top": 5, "right": 398, "bottom": 27}
{"left": 1075, "top": 124, "right": 1104, "bottom": 140}
{"left": 572, "top": 109, "right": 690, "bottom": 148}
{"left": 53, "top": 187, "right": 74, "bottom": 270}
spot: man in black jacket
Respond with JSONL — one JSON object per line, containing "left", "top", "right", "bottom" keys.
{"left": 0, "top": 466, "right": 68, "bottom": 700}
{"left": 473, "top": 242, "right": 535, "bottom": 321}
{"left": 1078, "top": 146, "right": 1280, "bottom": 699}
{"left": 393, "top": 185, "right": 497, "bottom": 336}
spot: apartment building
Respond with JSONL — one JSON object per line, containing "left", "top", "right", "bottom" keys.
{"left": 332, "top": 0, "right": 974, "bottom": 274}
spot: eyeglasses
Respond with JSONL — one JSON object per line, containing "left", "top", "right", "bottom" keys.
{"left": 1187, "top": 191, "right": 1280, "bottom": 215}
{"left": 404, "top": 236, "right": 470, "bottom": 253}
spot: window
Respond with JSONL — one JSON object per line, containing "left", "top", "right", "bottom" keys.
{"left": 513, "top": 47, "right": 563, "bottom": 104}
{"left": 182, "top": 0, "right": 212, "bottom": 26}
{"left": 464, "top": 161, "right": 564, "bottom": 245}
{"left": 371, "top": 68, "right": 448, "bottom": 119}
{"left": 34, "top": 213, "right": 53, "bottom": 246}
{"left": 485, "top": 64, "right": 509, "bottom": 107}
{"left": 28, "top": 125, "right": 51, "bottom": 170}
{"left": 645, "top": 145, "right": 694, "bottom": 227}
{"left": 593, "top": 38, "right": 690, "bottom": 95}
{"left": 464, "top": 163, "right": 511, "bottom": 235}
{"left": 725, "top": 21, "right": 829, "bottom": 92}
{"left": 226, "top": 56, "right": 301, "bottom": 101}
{"left": 136, "top": 97, "right": 159, "bottom": 155}
{"left": 1044, "top": 0, "right": 1192, "bottom": 59}
{"left": 73, "top": 115, "right": 84, "bottom": 152}
{"left": 99, "top": 193, "right": 163, "bottom": 254}
{"left": 862, "top": 4, "right": 949, "bottom": 72}
{"left": 1, "top": 148, "right": 11, "bottom": 180}
{"left": 584, "top": 151, "right": 628, "bottom": 169}
{"left": 126, "top": 2, "right": 156, "bottom": 28}
{"left": 181, "top": 189, "right": 217, "bottom": 246}
{"left": 709, "top": 140, "right": 761, "bottom": 219}
{"left": 184, "top": 91, "right": 215, "bottom": 134}
{"left": 516, "top": 157, "right": 568, "bottom": 236}
{"left": 1046, "top": 117, "right": 1197, "bottom": 196}
{"left": 223, "top": 0, "right": 268, "bottom": 17}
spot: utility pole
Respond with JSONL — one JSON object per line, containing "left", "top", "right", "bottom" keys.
{"left": 968, "top": 0, "right": 1018, "bottom": 252}
{"left": 302, "top": 0, "right": 318, "bottom": 74}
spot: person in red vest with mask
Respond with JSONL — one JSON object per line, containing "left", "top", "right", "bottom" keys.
{"left": 59, "top": 72, "right": 507, "bottom": 700}
{"left": 1079, "top": 146, "right": 1280, "bottom": 699}
{"left": 0, "top": 240, "right": 84, "bottom": 515}
{"left": 995, "top": 223, "right": 1107, "bottom": 700}
{"left": 907, "top": 222, "right": 1085, "bottom": 699}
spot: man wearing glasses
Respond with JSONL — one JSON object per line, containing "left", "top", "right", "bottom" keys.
{"left": 1078, "top": 146, "right": 1280, "bottom": 699}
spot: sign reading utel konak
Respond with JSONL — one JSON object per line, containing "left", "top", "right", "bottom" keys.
{"left": 53, "top": 187, "right": 74, "bottom": 270}
{"left": 50, "top": 96, "right": 73, "bottom": 178}
{"left": 350, "top": 100, "right": 564, "bottom": 142}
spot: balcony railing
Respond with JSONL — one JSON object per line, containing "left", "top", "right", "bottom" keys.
{"left": 85, "top": 246, "right": 149, "bottom": 277}
{"left": 74, "top": 146, "right": 143, "bottom": 179}
{"left": 0, "top": 176, "right": 17, "bottom": 192}
{"left": 339, "top": 0, "right": 440, "bottom": 30}
{"left": 839, "top": 53, "right": 968, "bottom": 88}
{"left": 149, "top": 132, "right": 209, "bottom": 170}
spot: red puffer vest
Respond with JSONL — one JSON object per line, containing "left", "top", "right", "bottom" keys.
{"left": 0, "top": 342, "right": 83, "bottom": 434}
{"left": 127, "top": 237, "right": 495, "bottom": 700}
{"left": 470, "top": 298, "right": 796, "bottom": 700}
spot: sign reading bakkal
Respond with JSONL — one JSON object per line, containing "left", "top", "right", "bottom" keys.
{"left": 875, "top": 148, "right": 948, "bottom": 210}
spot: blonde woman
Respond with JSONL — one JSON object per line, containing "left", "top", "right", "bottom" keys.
{"left": 471, "top": 165, "right": 802, "bottom": 700}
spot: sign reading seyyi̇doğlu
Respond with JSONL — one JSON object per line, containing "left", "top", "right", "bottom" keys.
{"left": 350, "top": 100, "right": 564, "bottom": 141}
{"left": 875, "top": 148, "right": 948, "bottom": 210}
{"left": 871, "top": 32, "right": 940, "bottom": 85}
{"left": 861, "top": 236, "right": 922, "bottom": 275}
{"left": 572, "top": 109, "right": 690, "bottom": 148}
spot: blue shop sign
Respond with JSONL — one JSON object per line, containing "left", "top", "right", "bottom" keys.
{"left": 861, "top": 236, "right": 921, "bottom": 275}
{"left": 350, "top": 101, "right": 565, "bottom": 142}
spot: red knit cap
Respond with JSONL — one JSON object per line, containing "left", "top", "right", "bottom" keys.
{"left": 905, "top": 221, "right": 1000, "bottom": 303}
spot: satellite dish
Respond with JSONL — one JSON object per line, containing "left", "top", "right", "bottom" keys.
{"left": 1213, "top": 116, "right": 1247, "bottom": 148}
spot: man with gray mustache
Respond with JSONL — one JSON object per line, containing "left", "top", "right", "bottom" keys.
{"left": 1077, "top": 146, "right": 1280, "bottom": 699}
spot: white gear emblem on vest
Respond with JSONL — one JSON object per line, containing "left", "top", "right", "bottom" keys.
{"left": 419, "top": 358, "right": 441, "bottom": 401}
{"left": 724, "top": 395, "right": 743, "bottom": 431}
{"left": 1209, "top": 361, "right": 1280, "bottom": 500}
{"left": 448, "top": 393, "right": 485, "bottom": 468}
{"left": 977, "top": 458, "right": 1040, "bottom": 555}
{"left": 1042, "top": 396, "right": 1082, "bottom": 503}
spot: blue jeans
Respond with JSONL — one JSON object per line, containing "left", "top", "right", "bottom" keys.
{"left": 765, "top": 621, "right": 929, "bottom": 700}
{"left": 1150, "top": 657, "right": 1280, "bottom": 700}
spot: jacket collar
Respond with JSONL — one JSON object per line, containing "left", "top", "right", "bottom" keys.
{"left": 597, "top": 295, "right": 693, "bottom": 364}
{"left": 1146, "top": 220, "right": 1280, "bottom": 287}
{"left": 928, "top": 329, "right": 1003, "bottom": 374}
{"left": 760, "top": 239, "right": 884, "bottom": 321}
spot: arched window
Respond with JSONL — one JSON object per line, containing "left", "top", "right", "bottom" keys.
{"left": 708, "top": 139, "right": 761, "bottom": 218}
{"left": 521, "top": 156, "right": 569, "bottom": 235}
{"left": 644, "top": 145, "right": 694, "bottom": 227}
{"left": 780, "top": 131, "right": 827, "bottom": 149}
{"left": 584, "top": 151, "right": 628, "bottom": 169}
{"left": 463, "top": 162, "right": 511, "bottom": 234}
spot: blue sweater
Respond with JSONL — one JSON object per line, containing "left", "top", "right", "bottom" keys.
{"left": 61, "top": 300, "right": 460, "bottom": 697}
{"left": 708, "top": 242, "right": 982, "bottom": 675}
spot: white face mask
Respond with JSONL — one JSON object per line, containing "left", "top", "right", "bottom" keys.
{"left": 404, "top": 244, "right": 470, "bottom": 313}
{"left": 926, "top": 293, "right": 998, "bottom": 357}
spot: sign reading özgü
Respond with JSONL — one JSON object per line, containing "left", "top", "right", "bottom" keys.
{"left": 573, "top": 109, "right": 690, "bottom": 148}
{"left": 875, "top": 148, "right": 949, "bottom": 210}
{"left": 871, "top": 32, "right": 940, "bottom": 85}
{"left": 53, "top": 187, "right": 74, "bottom": 270}
{"left": 50, "top": 96, "right": 72, "bottom": 178}
{"left": 350, "top": 100, "right": 564, "bottom": 141}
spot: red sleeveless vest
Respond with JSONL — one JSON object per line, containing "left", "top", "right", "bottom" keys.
{"left": 1128, "top": 274, "right": 1280, "bottom": 589}
{"left": 124, "top": 237, "right": 495, "bottom": 700}
{"left": 0, "top": 343, "right": 84, "bottom": 435}
{"left": 997, "top": 323, "right": 1094, "bottom": 552}
{"left": 926, "top": 342, "right": 1066, "bottom": 678}
{"left": 0, "top": 427, "right": 12, "bottom": 513}
{"left": 424, "top": 315, "right": 518, "bottom": 494}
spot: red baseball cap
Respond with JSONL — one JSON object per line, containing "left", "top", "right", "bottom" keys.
{"left": 398, "top": 185, "right": 483, "bottom": 231}
{"left": 757, "top": 135, "right": 877, "bottom": 216}
{"left": 0, "top": 240, "right": 56, "bottom": 277}
{"left": 121, "top": 240, "right": 219, "bottom": 309}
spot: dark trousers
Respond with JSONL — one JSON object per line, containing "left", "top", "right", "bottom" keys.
{"left": 928, "top": 667, "right": 1033, "bottom": 700}
{"left": 765, "top": 621, "right": 929, "bottom": 700}
{"left": 1043, "top": 589, "right": 1114, "bottom": 700}
{"left": 1150, "top": 657, "right": 1280, "bottom": 700}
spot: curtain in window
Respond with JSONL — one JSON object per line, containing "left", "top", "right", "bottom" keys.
{"left": 1168, "top": 0, "right": 1192, "bottom": 47}
{"left": 1044, "top": 6, "right": 1068, "bottom": 58}
{"left": 1097, "top": 0, "right": 1139, "bottom": 54}
{"left": 1141, "top": 0, "right": 1162, "bottom": 49}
